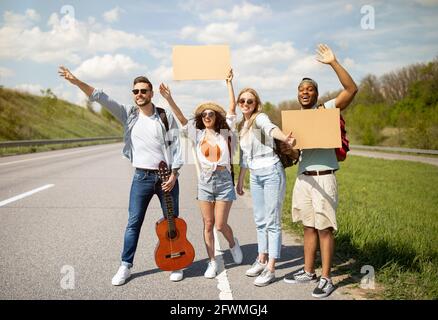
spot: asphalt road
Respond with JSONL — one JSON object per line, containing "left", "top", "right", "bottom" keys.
{"left": 0, "top": 143, "right": 351, "bottom": 300}
{"left": 349, "top": 149, "right": 438, "bottom": 167}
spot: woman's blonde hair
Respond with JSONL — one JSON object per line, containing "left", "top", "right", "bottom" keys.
{"left": 236, "top": 88, "right": 263, "bottom": 133}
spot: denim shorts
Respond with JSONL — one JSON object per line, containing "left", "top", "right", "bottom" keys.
{"left": 197, "top": 170, "right": 236, "bottom": 202}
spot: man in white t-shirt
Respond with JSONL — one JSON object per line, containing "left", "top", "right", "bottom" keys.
{"left": 58, "top": 67, "right": 185, "bottom": 285}
{"left": 282, "top": 44, "right": 358, "bottom": 298}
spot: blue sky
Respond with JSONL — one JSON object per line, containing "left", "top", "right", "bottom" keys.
{"left": 1, "top": 0, "right": 437, "bottom": 115}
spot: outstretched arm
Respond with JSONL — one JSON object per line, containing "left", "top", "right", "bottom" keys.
{"left": 58, "top": 66, "right": 95, "bottom": 97}
{"left": 159, "top": 83, "right": 188, "bottom": 126}
{"left": 226, "top": 68, "right": 236, "bottom": 115}
{"left": 271, "top": 128, "right": 294, "bottom": 144}
{"left": 58, "top": 65, "right": 127, "bottom": 122}
{"left": 316, "top": 44, "right": 358, "bottom": 110}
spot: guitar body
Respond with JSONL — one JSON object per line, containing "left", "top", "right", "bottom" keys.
{"left": 155, "top": 217, "right": 195, "bottom": 271}
{"left": 154, "top": 161, "right": 195, "bottom": 271}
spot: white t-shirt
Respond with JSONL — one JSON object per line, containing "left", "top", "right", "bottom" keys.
{"left": 131, "top": 112, "right": 166, "bottom": 169}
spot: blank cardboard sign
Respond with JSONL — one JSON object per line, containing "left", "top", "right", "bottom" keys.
{"left": 172, "top": 45, "right": 231, "bottom": 80}
{"left": 281, "top": 108, "right": 341, "bottom": 149}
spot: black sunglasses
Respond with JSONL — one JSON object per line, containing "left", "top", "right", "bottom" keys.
{"left": 201, "top": 111, "right": 216, "bottom": 118}
{"left": 132, "top": 89, "right": 151, "bottom": 95}
{"left": 238, "top": 98, "right": 254, "bottom": 105}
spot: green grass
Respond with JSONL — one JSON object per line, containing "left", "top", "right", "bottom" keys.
{"left": 0, "top": 87, "right": 122, "bottom": 141}
{"left": 334, "top": 156, "right": 438, "bottom": 299}
{"left": 244, "top": 155, "right": 438, "bottom": 299}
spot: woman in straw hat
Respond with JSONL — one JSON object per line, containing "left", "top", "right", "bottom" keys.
{"left": 233, "top": 86, "right": 298, "bottom": 287}
{"left": 159, "top": 69, "right": 242, "bottom": 279}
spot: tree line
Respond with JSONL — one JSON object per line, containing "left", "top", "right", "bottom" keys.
{"left": 264, "top": 57, "right": 438, "bottom": 150}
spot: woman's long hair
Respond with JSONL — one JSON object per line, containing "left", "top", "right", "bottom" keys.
{"left": 236, "top": 88, "right": 263, "bottom": 135}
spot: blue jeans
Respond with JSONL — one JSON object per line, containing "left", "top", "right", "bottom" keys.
{"left": 121, "top": 168, "right": 179, "bottom": 267}
{"left": 249, "top": 161, "right": 285, "bottom": 259}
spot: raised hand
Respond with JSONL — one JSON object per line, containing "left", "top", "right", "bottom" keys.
{"left": 159, "top": 83, "right": 188, "bottom": 125}
{"left": 226, "top": 68, "right": 233, "bottom": 83}
{"left": 58, "top": 66, "right": 80, "bottom": 85}
{"left": 159, "top": 83, "right": 172, "bottom": 101}
{"left": 316, "top": 44, "right": 336, "bottom": 65}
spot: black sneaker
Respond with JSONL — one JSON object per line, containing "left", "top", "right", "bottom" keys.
{"left": 284, "top": 268, "right": 317, "bottom": 284}
{"left": 312, "top": 277, "right": 335, "bottom": 298}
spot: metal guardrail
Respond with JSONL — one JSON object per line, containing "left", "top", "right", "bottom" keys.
{"left": 0, "top": 136, "right": 123, "bottom": 148}
{"left": 350, "top": 144, "right": 438, "bottom": 155}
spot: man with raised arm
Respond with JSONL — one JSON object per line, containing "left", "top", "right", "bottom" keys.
{"left": 58, "top": 66, "right": 185, "bottom": 285}
{"left": 282, "top": 44, "right": 358, "bottom": 298}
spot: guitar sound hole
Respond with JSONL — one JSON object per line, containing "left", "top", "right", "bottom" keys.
{"left": 168, "top": 230, "right": 178, "bottom": 239}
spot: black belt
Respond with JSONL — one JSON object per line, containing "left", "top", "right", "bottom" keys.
{"left": 136, "top": 168, "right": 159, "bottom": 173}
{"left": 303, "top": 169, "right": 336, "bottom": 176}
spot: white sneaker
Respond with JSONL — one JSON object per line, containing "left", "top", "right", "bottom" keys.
{"left": 204, "top": 260, "right": 218, "bottom": 279}
{"left": 169, "top": 269, "right": 184, "bottom": 282}
{"left": 246, "top": 259, "right": 267, "bottom": 277}
{"left": 254, "top": 268, "right": 275, "bottom": 287}
{"left": 230, "top": 237, "right": 243, "bottom": 264}
{"left": 111, "top": 265, "right": 131, "bottom": 286}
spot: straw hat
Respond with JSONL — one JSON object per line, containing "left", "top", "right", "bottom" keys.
{"left": 194, "top": 102, "right": 226, "bottom": 117}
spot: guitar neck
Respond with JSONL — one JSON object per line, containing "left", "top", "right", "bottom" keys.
{"left": 163, "top": 189, "right": 176, "bottom": 229}
{"left": 158, "top": 161, "right": 177, "bottom": 232}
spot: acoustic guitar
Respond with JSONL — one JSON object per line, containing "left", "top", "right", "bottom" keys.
{"left": 154, "top": 161, "right": 195, "bottom": 271}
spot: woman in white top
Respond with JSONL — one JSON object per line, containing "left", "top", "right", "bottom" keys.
{"left": 235, "top": 87, "right": 298, "bottom": 287}
{"left": 159, "top": 70, "right": 243, "bottom": 279}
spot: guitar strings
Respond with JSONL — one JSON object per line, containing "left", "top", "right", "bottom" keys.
{"left": 161, "top": 166, "right": 176, "bottom": 266}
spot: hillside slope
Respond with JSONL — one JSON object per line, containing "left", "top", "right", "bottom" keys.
{"left": 0, "top": 88, "right": 122, "bottom": 141}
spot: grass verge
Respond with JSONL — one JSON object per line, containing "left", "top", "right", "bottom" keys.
{"left": 241, "top": 155, "right": 438, "bottom": 299}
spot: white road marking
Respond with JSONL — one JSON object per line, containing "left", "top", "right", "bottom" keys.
{"left": 0, "top": 184, "right": 55, "bottom": 207}
{"left": 214, "top": 228, "right": 234, "bottom": 300}
{"left": 0, "top": 144, "right": 118, "bottom": 167}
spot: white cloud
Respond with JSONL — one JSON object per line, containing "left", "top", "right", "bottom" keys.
{"left": 181, "top": 22, "right": 254, "bottom": 44}
{"left": 234, "top": 42, "right": 297, "bottom": 66}
{"left": 200, "top": 23, "right": 253, "bottom": 43}
{"left": 103, "top": 7, "right": 123, "bottom": 23}
{"left": 200, "top": 1, "right": 270, "bottom": 21}
{"left": 14, "top": 83, "right": 43, "bottom": 95}
{"left": 150, "top": 65, "right": 173, "bottom": 84}
{"left": 180, "top": 26, "right": 197, "bottom": 39}
{"left": 0, "top": 10, "right": 152, "bottom": 64}
{"left": 73, "top": 54, "right": 144, "bottom": 82}
{"left": 87, "top": 28, "right": 150, "bottom": 52}
{"left": 343, "top": 57, "right": 356, "bottom": 69}
{"left": 3, "top": 9, "right": 40, "bottom": 28}
{"left": 52, "top": 83, "right": 74, "bottom": 102}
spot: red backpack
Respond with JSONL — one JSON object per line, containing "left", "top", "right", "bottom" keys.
{"left": 336, "top": 114, "right": 349, "bottom": 161}
{"left": 318, "top": 104, "right": 349, "bottom": 161}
